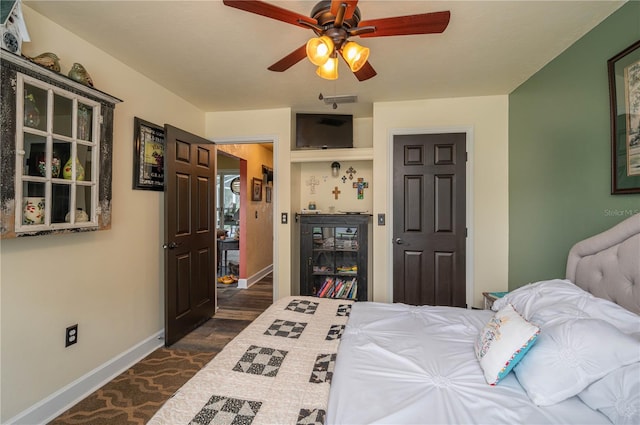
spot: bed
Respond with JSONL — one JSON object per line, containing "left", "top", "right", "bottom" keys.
{"left": 149, "top": 213, "right": 640, "bottom": 424}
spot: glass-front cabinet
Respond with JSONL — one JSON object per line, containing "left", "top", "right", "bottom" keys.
{"left": 1, "top": 50, "right": 121, "bottom": 238}
{"left": 300, "top": 214, "right": 369, "bottom": 301}
{"left": 18, "top": 75, "right": 99, "bottom": 231}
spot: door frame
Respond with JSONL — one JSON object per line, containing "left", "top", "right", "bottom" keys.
{"left": 387, "top": 126, "right": 475, "bottom": 308}
{"left": 211, "top": 134, "right": 278, "bottom": 301}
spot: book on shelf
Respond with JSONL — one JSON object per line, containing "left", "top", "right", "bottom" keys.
{"left": 324, "top": 281, "right": 334, "bottom": 298}
{"left": 315, "top": 276, "right": 359, "bottom": 300}
{"left": 341, "top": 278, "right": 354, "bottom": 298}
{"left": 348, "top": 280, "right": 358, "bottom": 299}
{"left": 317, "top": 277, "right": 333, "bottom": 297}
{"left": 333, "top": 280, "right": 344, "bottom": 298}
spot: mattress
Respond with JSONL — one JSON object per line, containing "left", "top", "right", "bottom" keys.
{"left": 327, "top": 301, "right": 610, "bottom": 424}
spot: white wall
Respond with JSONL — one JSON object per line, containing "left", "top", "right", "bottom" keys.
{"left": 0, "top": 6, "right": 205, "bottom": 422}
{"left": 372, "top": 96, "right": 509, "bottom": 307}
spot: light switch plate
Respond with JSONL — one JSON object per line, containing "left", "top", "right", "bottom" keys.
{"left": 377, "top": 213, "right": 385, "bottom": 225}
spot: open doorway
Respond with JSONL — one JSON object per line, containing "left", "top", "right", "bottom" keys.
{"left": 215, "top": 142, "right": 274, "bottom": 309}
{"left": 217, "top": 152, "right": 241, "bottom": 287}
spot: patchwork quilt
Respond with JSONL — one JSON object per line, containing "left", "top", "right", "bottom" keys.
{"left": 148, "top": 296, "right": 353, "bottom": 425}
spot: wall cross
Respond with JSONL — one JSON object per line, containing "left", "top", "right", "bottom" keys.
{"left": 306, "top": 175, "right": 320, "bottom": 194}
{"left": 332, "top": 186, "right": 341, "bottom": 199}
{"left": 352, "top": 177, "right": 369, "bottom": 200}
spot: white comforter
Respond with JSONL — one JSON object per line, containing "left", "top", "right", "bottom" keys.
{"left": 327, "top": 301, "right": 610, "bottom": 424}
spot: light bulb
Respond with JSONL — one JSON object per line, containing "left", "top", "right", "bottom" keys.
{"left": 316, "top": 56, "right": 338, "bottom": 80}
{"left": 306, "top": 36, "right": 334, "bottom": 66}
{"left": 342, "top": 41, "right": 370, "bottom": 72}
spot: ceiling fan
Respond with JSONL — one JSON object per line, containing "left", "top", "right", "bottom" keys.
{"left": 222, "top": 0, "right": 450, "bottom": 81}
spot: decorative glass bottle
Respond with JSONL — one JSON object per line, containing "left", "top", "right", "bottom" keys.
{"left": 62, "top": 157, "right": 85, "bottom": 181}
{"left": 24, "top": 93, "right": 40, "bottom": 127}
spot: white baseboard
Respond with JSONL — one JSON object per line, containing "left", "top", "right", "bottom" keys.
{"left": 237, "top": 264, "right": 273, "bottom": 289}
{"left": 6, "top": 331, "right": 164, "bottom": 425}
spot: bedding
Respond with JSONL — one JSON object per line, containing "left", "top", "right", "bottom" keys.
{"left": 578, "top": 362, "right": 640, "bottom": 425}
{"left": 327, "top": 301, "right": 612, "bottom": 424}
{"left": 148, "top": 297, "right": 353, "bottom": 425}
{"left": 149, "top": 213, "right": 640, "bottom": 424}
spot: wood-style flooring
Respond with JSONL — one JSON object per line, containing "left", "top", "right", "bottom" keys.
{"left": 49, "top": 274, "right": 273, "bottom": 425}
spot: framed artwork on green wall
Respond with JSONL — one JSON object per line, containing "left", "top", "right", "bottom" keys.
{"left": 608, "top": 39, "right": 640, "bottom": 194}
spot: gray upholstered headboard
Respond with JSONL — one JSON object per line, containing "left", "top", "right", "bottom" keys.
{"left": 566, "top": 213, "right": 640, "bottom": 315}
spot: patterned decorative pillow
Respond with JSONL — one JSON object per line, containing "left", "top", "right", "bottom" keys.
{"left": 475, "top": 304, "right": 540, "bottom": 385}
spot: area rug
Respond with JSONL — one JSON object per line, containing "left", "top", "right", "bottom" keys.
{"left": 49, "top": 348, "right": 216, "bottom": 425}
{"left": 49, "top": 275, "right": 273, "bottom": 425}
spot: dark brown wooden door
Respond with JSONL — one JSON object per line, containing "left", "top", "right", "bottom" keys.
{"left": 164, "top": 124, "right": 216, "bottom": 346}
{"left": 392, "top": 133, "right": 466, "bottom": 307}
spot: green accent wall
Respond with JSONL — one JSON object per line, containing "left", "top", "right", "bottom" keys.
{"left": 509, "top": 1, "right": 640, "bottom": 288}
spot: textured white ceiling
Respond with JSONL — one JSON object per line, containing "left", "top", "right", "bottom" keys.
{"left": 24, "top": 0, "right": 626, "bottom": 117}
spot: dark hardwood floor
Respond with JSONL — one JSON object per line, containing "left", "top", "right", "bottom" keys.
{"left": 169, "top": 274, "right": 274, "bottom": 352}
{"left": 49, "top": 274, "right": 273, "bottom": 425}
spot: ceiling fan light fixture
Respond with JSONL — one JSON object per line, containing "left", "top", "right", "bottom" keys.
{"left": 316, "top": 55, "right": 339, "bottom": 80}
{"left": 342, "top": 41, "right": 369, "bottom": 72}
{"left": 306, "top": 35, "right": 334, "bottom": 66}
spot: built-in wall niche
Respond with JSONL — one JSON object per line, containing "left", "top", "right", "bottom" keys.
{"left": 289, "top": 115, "right": 373, "bottom": 151}
{"left": 298, "top": 160, "right": 372, "bottom": 214}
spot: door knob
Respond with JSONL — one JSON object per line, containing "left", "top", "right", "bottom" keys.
{"left": 163, "top": 241, "right": 179, "bottom": 249}
{"left": 394, "top": 238, "right": 404, "bottom": 245}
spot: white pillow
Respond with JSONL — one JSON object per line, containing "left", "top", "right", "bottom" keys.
{"left": 492, "top": 279, "right": 585, "bottom": 317}
{"left": 475, "top": 304, "right": 540, "bottom": 385}
{"left": 578, "top": 363, "right": 640, "bottom": 425}
{"left": 494, "top": 279, "right": 640, "bottom": 336}
{"left": 514, "top": 318, "right": 640, "bottom": 406}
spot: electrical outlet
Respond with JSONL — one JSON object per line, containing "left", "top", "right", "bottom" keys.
{"left": 281, "top": 212, "right": 288, "bottom": 224}
{"left": 66, "top": 324, "right": 78, "bottom": 347}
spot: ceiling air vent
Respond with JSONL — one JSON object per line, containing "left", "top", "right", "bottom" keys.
{"left": 319, "top": 94, "right": 358, "bottom": 104}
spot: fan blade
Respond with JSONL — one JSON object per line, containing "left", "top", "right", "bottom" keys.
{"left": 358, "top": 11, "right": 450, "bottom": 37}
{"left": 223, "top": 0, "right": 316, "bottom": 28}
{"left": 267, "top": 45, "right": 307, "bottom": 72}
{"left": 353, "top": 61, "right": 376, "bottom": 81}
{"left": 330, "top": 0, "right": 359, "bottom": 21}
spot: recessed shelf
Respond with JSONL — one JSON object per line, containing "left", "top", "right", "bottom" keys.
{"left": 290, "top": 147, "right": 373, "bottom": 163}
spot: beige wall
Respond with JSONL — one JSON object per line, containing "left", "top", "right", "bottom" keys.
{"left": 205, "top": 98, "right": 509, "bottom": 308}
{"left": 297, "top": 161, "right": 373, "bottom": 214}
{"left": 0, "top": 7, "right": 205, "bottom": 421}
{"left": 372, "top": 96, "right": 509, "bottom": 307}
{"left": 1, "top": 8, "right": 510, "bottom": 423}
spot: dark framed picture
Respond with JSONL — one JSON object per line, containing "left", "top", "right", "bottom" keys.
{"left": 265, "top": 186, "right": 272, "bottom": 203}
{"left": 252, "top": 178, "right": 263, "bottom": 201}
{"left": 133, "top": 117, "right": 165, "bottom": 191}
{"left": 608, "top": 40, "right": 640, "bottom": 194}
